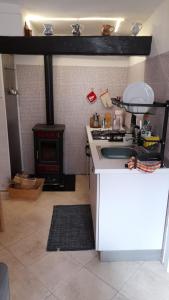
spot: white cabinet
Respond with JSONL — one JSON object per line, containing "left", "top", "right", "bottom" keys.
{"left": 89, "top": 159, "right": 169, "bottom": 255}
{"left": 89, "top": 157, "right": 99, "bottom": 249}
{"left": 95, "top": 172, "right": 169, "bottom": 253}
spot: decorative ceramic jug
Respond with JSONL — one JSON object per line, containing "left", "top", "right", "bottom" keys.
{"left": 101, "top": 24, "right": 114, "bottom": 36}
{"left": 131, "top": 23, "right": 142, "bottom": 36}
{"left": 43, "top": 24, "right": 54, "bottom": 36}
{"left": 71, "top": 24, "right": 81, "bottom": 36}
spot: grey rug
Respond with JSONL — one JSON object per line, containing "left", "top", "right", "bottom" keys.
{"left": 47, "top": 205, "right": 95, "bottom": 251}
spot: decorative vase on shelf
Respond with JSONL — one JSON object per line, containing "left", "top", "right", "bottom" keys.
{"left": 43, "top": 24, "right": 54, "bottom": 36}
{"left": 131, "top": 23, "right": 142, "bottom": 36}
{"left": 24, "top": 22, "right": 32, "bottom": 37}
{"left": 71, "top": 24, "right": 82, "bottom": 36}
{"left": 101, "top": 24, "right": 114, "bottom": 36}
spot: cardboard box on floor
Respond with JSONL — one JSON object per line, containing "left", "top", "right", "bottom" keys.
{"left": 8, "top": 178, "right": 45, "bottom": 201}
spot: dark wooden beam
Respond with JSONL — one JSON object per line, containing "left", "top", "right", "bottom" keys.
{"left": 0, "top": 36, "right": 152, "bottom": 55}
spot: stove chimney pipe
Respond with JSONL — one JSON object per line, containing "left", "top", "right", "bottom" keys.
{"left": 44, "top": 54, "right": 54, "bottom": 125}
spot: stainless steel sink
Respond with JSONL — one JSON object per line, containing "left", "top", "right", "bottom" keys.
{"left": 100, "top": 147, "right": 137, "bottom": 159}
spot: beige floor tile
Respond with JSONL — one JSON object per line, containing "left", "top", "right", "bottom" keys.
{"left": 76, "top": 175, "right": 89, "bottom": 193}
{"left": 0, "top": 248, "right": 25, "bottom": 282}
{"left": 142, "top": 261, "right": 169, "bottom": 281}
{"left": 0, "top": 219, "right": 38, "bottom": 247}
{"left": 86, "top": 256, "right": 142, "bottom": 290}
{"left": 45, "top": 294, "right": 59, "bottom": 300}
{"left": 11, "top": 267, "right": 51, "bottom": 300}
{"left": 2, "top": 198, "right": 36, "bottom": 224}
{"left": 54, "top": 268, "right": 116, "bottom": 300}
{"left": 34, "top": 191, "right": 89, "bottom": 210}
{"left": 9, "top": 229, "right": 49, "bottom": 266}
{"left": 121, "top": 264, "right": 169, "bottom": 300}
{"left": 22, "top": 205, "right": 52, "bottom": 231}
{"left": 112, "top": 293, "right": 131, "bottom": 300}
{"left": 28, "top": 252, "right": 82, "bottom": 291}
{"left": 67, "top": 250, "right": 97, "bottom": 266}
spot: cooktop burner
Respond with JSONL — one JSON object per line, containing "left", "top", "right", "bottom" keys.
{"left": 91, "top": 130, "right": 125, "bottom": 142}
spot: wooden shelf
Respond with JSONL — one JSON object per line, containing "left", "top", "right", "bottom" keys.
{"left": 0, "top": 36, "right": 152, "bottom": 55}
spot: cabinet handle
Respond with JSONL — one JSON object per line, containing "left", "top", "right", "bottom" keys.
{"left": 36, "top": 151, "right": 39, "bottom": 160}
{"left": 92, "top": 166, "right": 94, "bottom": 173}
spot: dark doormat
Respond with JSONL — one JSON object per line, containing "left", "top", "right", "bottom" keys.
{"left": 43, "top": 175, "right": 75, "bottom": 191}
{"left": 47, "top": 205, "right": 95, "bottom": 251}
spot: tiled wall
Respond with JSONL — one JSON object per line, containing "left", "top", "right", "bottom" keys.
{"left": 16, "top": 65, "right": 46, "bottom": 173}
{"left": 16, "top": 51, "right": 169, "bottom": 174}
{"left": 145, "top": 51, "right": 169, "bottom": 162}
{"left": 16, "top": 64, "right": 128, "bottom": 174}
{"left": 128, "top": 52, "right": 169, "bottom": 162}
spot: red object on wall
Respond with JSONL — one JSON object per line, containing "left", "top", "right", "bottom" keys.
{"left": 86, "top": 90, "right": 97, "bottom": 103}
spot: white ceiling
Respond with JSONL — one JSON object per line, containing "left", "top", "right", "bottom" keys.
{"left": 0, "top": 0, "right": 164, "bottom": 35}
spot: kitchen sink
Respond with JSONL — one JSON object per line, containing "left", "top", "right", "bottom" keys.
{"left": 100, "top": 147, "right": 137, "bottom": 159}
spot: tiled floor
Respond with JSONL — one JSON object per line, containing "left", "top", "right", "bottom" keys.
{"left": 0, "top": 175, "right": 169, "bottom": 300}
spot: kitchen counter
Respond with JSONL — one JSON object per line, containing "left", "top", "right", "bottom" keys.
{"left": 86, "top": 125, "right": 169, "bottom": 263}
{"left": 86, "top": 125, "right": 169, "bottom": 174}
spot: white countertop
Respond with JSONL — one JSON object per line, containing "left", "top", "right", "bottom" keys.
{"left": 86, "top": 126, "right": 169, "bottom": 174}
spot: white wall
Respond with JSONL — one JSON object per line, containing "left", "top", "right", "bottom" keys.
{"left": 128, "top": 56, "right": 146, "bottom": 83}
{"left": 0, "top": 55, "right": 11, "bottom": 190}
{"left": 140, "top": 0, "right": 169, "bottom": 57}
{"left": 0, "top": 3, "right": 23, "bottom": 36}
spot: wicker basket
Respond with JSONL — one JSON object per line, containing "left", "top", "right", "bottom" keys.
{"left": 20, "top": 178, "right": 37, "bottom": 189}
{"left": 8, "top": 178, "right": 45, "bottom": 200}
{"left": 13, "top": 174, "right": 37, "bottom": 190}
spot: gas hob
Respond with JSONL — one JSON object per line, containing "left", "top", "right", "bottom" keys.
{"left": 91, "top": 130, "right": 126, "bottom": 142}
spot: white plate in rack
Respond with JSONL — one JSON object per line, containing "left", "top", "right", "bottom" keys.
{"left": 122, "top": 82, "right": 154, "bottom": 113}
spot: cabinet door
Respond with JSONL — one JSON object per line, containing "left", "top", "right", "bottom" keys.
{"left": 89, "top": 157, "right": 98, "bottom": 245}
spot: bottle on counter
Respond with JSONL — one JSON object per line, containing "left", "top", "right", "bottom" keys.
{"left": 105, "top": 112, "right": 112, "bottom": 128}
{"left": 134, "top": 125, "right": 141, "bottom": 145}
{"left": 101, "top": 118, "right": 106, "bottom": 129}
{"left": 130, "top": 114, "right": 136, "bottom": 134}
{"left": 90, "top": 113, "right": 101, "bottom": 128}
{"left": 93, "top": 113, "right": 99, "bottom": 128}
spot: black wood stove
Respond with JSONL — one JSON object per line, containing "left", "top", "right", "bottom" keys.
{"left": 32, "top": 124, "right": 65, "bottom": 184}
{"left": 32, "top": 55, "right": 65, "bottom": 187}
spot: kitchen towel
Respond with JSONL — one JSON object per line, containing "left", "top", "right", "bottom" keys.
{"left": 128, "top": 156, "right": 161, "bottom": 173}
{"left": 100, "top": 89, "right": 113, "bottom": 108}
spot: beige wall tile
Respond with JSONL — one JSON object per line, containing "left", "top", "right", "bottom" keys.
{"left": 16, "top": 64, "right": 128, "bottom": 174}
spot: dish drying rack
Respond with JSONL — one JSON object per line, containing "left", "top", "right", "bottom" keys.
{"left": 111, "top": 98, "right": 169, "bottom": 167}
